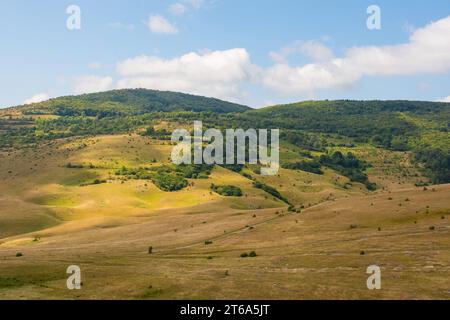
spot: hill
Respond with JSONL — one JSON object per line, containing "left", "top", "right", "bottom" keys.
{"left": 3, "top": 89, "right": 250, "bottom": 116}
{"left": 1, "top": 98, "right": 449, "bottom": 183}
{"left": 0, "top": 132, "right": 448, "bottom": 299}
{"left": 0, "top": 95, "right": 449, "bottom": 299}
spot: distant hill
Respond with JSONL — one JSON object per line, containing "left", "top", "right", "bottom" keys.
{"left": 7, "top": 89, "right": 250, "bottom": 116}
{"left": 233, "top": 100, "right": 449, "bottom": 183}
{"left": 240, "top": 100, "right": 450, "bottom": 141}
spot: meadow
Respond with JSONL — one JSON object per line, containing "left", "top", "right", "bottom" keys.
{"left": 0, "top": 90, "right": 448, "bottom": 299}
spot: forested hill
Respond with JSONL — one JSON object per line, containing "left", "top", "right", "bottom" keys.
{"left": 237, "top": 100, "right": 450, "bottom": 142}
{"left": 236, "top": 100, "right": 449, "bottom": 183}
{"left": 1, "top": 96, "right": 449, "bottom": 183}
{"left": 6, "top": 89, "right": 250, "bottom": 116}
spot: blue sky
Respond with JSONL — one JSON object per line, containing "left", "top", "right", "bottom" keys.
{"left": 1, "top": 0, "right": 450, "bottom": 108}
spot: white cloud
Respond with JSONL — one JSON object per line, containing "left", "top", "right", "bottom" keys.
{"left": 23, "top": 93, "right": 50, "bottom": 105}
{"left": 64, "top": 16, "right": 450, "bottom": 105}
{"left": 169, "top": 3, "right": 187, "bottom": 15}
{"left": 147, "top": 15, "right": 179, "bottom": 35}
{"left": 438, "top": 96, "right": 450, "bottom": 102}
{"left": 73, "top": 76, "right": 114, "bottom": 94}
{"left": 263, "top": 16, "right": 450, "bottom": 95}
{"left": 262, "top": 60, "right": 359, "bottom": 94}
{"left": 116, "top": 48, "right": 257, "bottom": 102}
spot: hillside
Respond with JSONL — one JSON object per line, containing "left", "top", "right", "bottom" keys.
{"left": 0, "top": 94, "right": 448, "bottom": 299}
{"left": 250, "top": 100, "right": 450, "bottom": 182}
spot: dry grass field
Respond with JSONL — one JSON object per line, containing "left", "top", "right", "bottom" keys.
{"left": 0, "top": 134, "right": 448, "bottom": 299}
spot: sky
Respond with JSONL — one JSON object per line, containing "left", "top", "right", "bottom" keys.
{"left": 1, "top": 0, "right": 450, "bottom": 108}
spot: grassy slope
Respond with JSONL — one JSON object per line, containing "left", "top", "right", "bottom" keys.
{"left": 0, "top": 133, "right": 448, "bottom": 299}
{"left": 0, "top": 98, "right": 448, "bottom": 299}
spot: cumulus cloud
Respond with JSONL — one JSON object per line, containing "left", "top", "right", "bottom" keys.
{"left": 263, "top": 16, "right": 450, "bottom": 95}
{"left": 23, "top": 93, "right": 50, "bottom": 105}
{"left": 116, "top": 48, "right": 257, "bottom": 102}
{"left": 438, "top": 96, "right": 450, "bottom": 102}
{"left": 147, "top": 15, "right": 178, "bottom": 35}
{"left": 66, "top": 16, "right": 450, "bottom": 104}
{"left": 73, "top": 76, "right": 114, "bottom": 94}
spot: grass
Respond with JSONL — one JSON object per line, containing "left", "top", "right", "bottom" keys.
{"left": 0, "top": 133, "right": 448, "bottom": 300}
{"left": 30, "top": 194, "right": 77, "bottom": 207}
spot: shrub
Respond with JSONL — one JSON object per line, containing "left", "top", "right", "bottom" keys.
{"left": 211, "top": 184, "right": 243, "bottom": 197}
{"left": 66, "top": 163, "right": 83, "bottom": 169}
{"left": 319, "top": 151, "right": 376, "bottom": 190}
{"left": 80, "top": 179, "right": 107, "bottom": 186}
{"left": 151, "top": 173, "right": 188, "bottom": 192}
{"left": 176, "top": 164, "right": 213, "bottom": 179}
{"left": 252, "top": 181, "right": 289, "bottom": 204}
{"left": 241, "top": 251, "right": 257, "bottom": 258}
{"left": 282, "top": 160, "right": 324, "bottom": 175}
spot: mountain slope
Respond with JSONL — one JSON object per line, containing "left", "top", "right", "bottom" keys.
{"left": 5, "top": 89, "right": 250, "bottom": 116}
{"left": 1, "top": 96, "right": 449, "bottom": 183}
{"left": 232, "top": 100, "right": 450, "bottom": 183}
{"left": 0, "top": 96, "right": 449, "bottom": 299}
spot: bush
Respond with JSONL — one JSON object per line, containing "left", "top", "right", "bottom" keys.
{"left": 320, "top": 152, "right": 376, "bottom": 190}
{"left": 282, "top": 160, "right": 323, "bottom": 175}
{"left": 252, "top": 181, "right": 289, "bottom": 204}
{"left": 66, "top": 163, "right": 83, "bottom": 169}
{"left": 241, "top": 251, "right": 257, "bottom": 258}
{"left": 176, "top": 164, "right": 213, "bottom": 179}
{"left": 414, "top": 147, "right": 450, "bottom": 184}
{"left": 211, "top": 184, "right": 243, "bottom": 197}
{"left": 151, "top": 173, "right": 188, "bottom": 192}
{"left": 80, "top": 179, "right": 107, "bottom": 186}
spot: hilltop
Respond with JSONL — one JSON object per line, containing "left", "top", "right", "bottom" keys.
{"left": 3, "top": 89, "right": 250, "bottom": 116}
